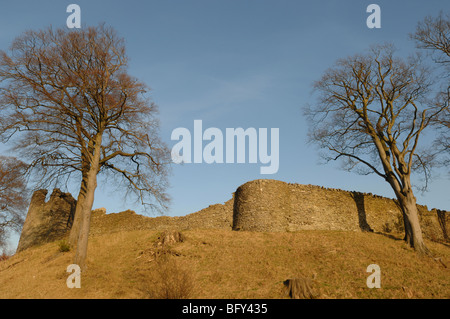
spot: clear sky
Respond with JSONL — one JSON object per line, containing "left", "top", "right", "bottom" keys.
{"left": 1, "top": 1, "right": 449, "bottom": 250}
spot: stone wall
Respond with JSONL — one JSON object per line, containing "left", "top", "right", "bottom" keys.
{"left": 90, "top": 179, "right": 448, "bottom": 243}
{"left": 231, "top": 179, "right": 449, "bottom": 242}
{"left": 16, "top": 189, "right": 76, "bottom": 252}
{"left": 89, "top": 198, "right": 235, "bottom": 235}
{"left": 16, "top": 180, "right": 449, "bottom": 250}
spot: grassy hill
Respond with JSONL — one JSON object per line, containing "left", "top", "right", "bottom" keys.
{"left": 0, "top": 214, "right": 449, "bottom": 299}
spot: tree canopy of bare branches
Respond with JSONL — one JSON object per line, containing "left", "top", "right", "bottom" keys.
{"left": 305, "top": 44, "right": 447, "bottom": 255}
{"left": 411, "top": 11, "right": 450, "bottom": 167}
{"left": 0, "top": 156, "right": 29, "bottom": 251}
{"left": 0, "top": 24, "right": 171, "bottom": 269}
{"left": 411, "top": 11, "right": 450, "bottom": 65}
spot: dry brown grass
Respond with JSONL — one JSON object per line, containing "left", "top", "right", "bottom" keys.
{"left": 0, "top": 228, "right": 448, "bottom": 299}
{"left": 138, "top": 251, "right": 196, "bottom": 299}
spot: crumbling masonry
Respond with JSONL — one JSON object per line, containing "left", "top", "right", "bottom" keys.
{"left": 17, "top": 179, "right": 449, "bottom": 251}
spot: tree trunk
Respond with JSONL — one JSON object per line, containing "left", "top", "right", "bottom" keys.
{"left": 398, "top": 191, "right": 430, "bottom": 255}
{"left": 73, "top": 171, "right": 97, "bottom": 271}
{"left": 68, "top": 151, "right": 92, "bottom": 247}
{"left": 68, "top": 184, "right": 87, "bottom": 247}
{"left": 402, "top": 209, "right": 413, "bottom": 245}
{"left": 73, "top": 135, "right": 102, "bottom": 271}
{"left": 383, "top": 164, "right": 430, "bottom": 256}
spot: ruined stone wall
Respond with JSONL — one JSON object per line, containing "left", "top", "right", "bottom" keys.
{"left": 90, "top": 198, "right": 235, "bottom": 235}
{"left": 16, "top": 189, "right": 76, "bottom": 252}
{"left": 17, "top": 180, "right": 449, "bottom": 249}
{"left": 90, "top": 179, "right": 448, "bottom": 243}
{"left": 232, "top": 179, "right": 449, "bottom": 242}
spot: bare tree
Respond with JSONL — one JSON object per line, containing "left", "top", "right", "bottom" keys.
{"left": 305, "top": 44, "right": 447, "bottom": 255}
{"left": 411, "top": 11, "right": 450, "bottom": 65}
{"left": 411, "top": 11, "right": 450, "bottom": 166}
{"left": 0, "top": 156, "right": 29, "bottom": 251}
{"left": 0, "top": 25, "right": 171, "bottom": 269}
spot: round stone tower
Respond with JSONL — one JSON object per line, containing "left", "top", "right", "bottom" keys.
{"left": 232, "top": 179, "right": 292, "bottom": 231}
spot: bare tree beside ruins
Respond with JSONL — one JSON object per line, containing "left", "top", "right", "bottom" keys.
{"left": 0, "top": 156, "right": 29, "bottom": 251}
{"left": 305, "top": 44, "right": 447, "bottom": 255}
{"left": 0, "top": 25, "right": 171, "bottom": 269}
{"left": 411, "top": 11, "right": 450, "bottom": 166}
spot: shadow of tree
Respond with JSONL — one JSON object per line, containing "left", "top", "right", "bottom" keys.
{"left": 350, "top": 191, "right": 374, "bottom": 232}
{"left": 373, "top": 231, "right": 404, "bottom": 241}
{"left": 436, "top": 209, "right": 449, "bottom": 241}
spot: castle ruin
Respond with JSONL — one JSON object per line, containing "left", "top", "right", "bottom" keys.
{"left": 232, "top": 179, "right": 448, "bottom": 242}
{"left": 16, "top": 179, "right": 449, "bottom": 251}
{"left": 16, "top": 189, "right": 76, "bottom": 252}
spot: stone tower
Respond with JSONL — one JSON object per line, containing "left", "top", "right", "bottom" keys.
{"left": 16, "top": 189, "right": 76, "bottom": 252}
{"left": 233, "top": 179, "right": 292, "bottom": 231}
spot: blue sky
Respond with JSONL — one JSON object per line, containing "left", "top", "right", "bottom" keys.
{"left": 1, "top": 1, "right": 449, "bottom": 249}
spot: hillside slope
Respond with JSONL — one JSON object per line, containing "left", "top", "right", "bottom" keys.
{"left": 0, "top": 223, "right": 448, "bottom": 299}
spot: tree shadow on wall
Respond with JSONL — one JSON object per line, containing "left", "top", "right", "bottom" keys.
{"left": 350, "top": 191, "right": 374, "bottom": 232}
{"left": 436, "top": 209, "right": 449, "bottom": 242}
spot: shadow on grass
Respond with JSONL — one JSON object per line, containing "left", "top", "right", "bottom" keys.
{"left": 373, "top": 231, "right": 404, "bottom": 241}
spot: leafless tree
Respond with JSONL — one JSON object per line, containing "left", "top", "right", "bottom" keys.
{"left": 411, "top": 11, "right": 450, "bottom": 167}
{"left": 305, "top": 44, "right": 447, "bottom": 255}
{"left": 0, "top": 25, "right": 171, "bottom": 269}
{"left": 411, "top": 11, "right": 450, "bottom": 65}
{"left": 0, "top": 156, "right": 29, "bottom": 251}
